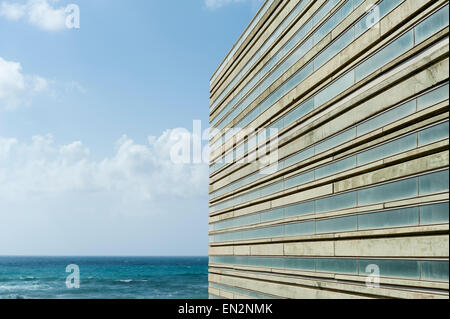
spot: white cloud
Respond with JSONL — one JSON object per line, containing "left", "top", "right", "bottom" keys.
{"left": 0, "top": 130, "right": 209, "bottom": 206}
{"left": 0, "top": 0, "right": 67, "bottom": 31}
{"left": 205, "top": 0, "right": 263, "bottom": 10}
{"left": 0, "top": 56, "right": 49, "bottom": 110}
{"left": 0, "top": 131, "right": 209, "bottom": 255}
{"left": 64, "top": 80, "right": 87, "bottom": 94}
{"left": 0, "top": 137, "right": 17, "bottom": 160}
{"left": 0, "top": 2, "right": 26, "bottom": 20}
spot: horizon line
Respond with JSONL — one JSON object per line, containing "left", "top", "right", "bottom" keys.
{"left": 0, "top": 255, "right": 209, "bottom": 258}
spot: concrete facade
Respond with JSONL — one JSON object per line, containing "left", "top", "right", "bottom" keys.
{"left": 209, "top": 0, "right": 449, "bottom": 299}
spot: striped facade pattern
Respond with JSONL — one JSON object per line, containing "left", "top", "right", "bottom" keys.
{"left": 208, "top": 0, "right": 449, "bottom": 299}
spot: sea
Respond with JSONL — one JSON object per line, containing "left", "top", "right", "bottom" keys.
{"left": 0, "top": 256, "right": 209, "bottom": 299}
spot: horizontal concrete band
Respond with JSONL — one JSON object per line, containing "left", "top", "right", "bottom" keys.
{"left": 210, "top": 0, "right": 283, "bottom": 96}
{"left": 211, "top": 0, "right": 295, "bottom": 101}
{"left": 209, "top": 151, "right": 450, "bottom": 221}
{"left": 209, "top": 0, "right": 449, "bottom": 300}
{"left": 210, "top": 0, "right": 394, "bottom": 123}
{"left": 208, "top": 200, "right": 450, "bottom": 243}
{"left": 210, "top": 32, "right": 449, "bottom": 181}
{"left": 209, "top": 197, "right": 450, "bottom": 238}
{"left": 209, "top": 232, "right": 450, "bottom": 257}
{"left": 211, "top": 0, "right": 328, "bottom": 109}
{"left": 209, "top": 271, "right": 449, "bottom": 299}
{"left": 209, "top": 47, "right": 449, "bottom": 196}
{"left": 209, "top": 118, "right": 449, "bottom": 209}
{"left": 209, "top": 266, "right": 450, "bottom": 291}
{"left": 209, "top": 0, "right": 448, "bottom": 157}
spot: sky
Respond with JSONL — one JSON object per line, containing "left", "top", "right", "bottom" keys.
{"left": 0, "top": 0, "right": 264, "bottom": 256}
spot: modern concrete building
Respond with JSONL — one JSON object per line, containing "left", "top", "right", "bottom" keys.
{"left": 208, "top": 0, "right": 449, "bottom": 299}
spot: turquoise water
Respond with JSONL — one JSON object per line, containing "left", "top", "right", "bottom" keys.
{"left": 0, "top": 256, "right": 208, "bottom": 299}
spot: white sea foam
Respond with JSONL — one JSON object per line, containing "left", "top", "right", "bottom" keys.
{"left": 117, "top": 279, "right": 133, "bottom": 283}
{"left": 19, "top": 276, "right": 36, "bottom": 281}
{"left": 0, "top": 283, "right": 51, "bottom": 291}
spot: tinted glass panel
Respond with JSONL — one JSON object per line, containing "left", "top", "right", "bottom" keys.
{"left": 284, "top": 258, "right": 316, "bottom": 271}
{"left": 420, "top": 203, "right": 449, "bottom": 224}
{"left": 421, "top": 260, "right": 449, "bottom": 281}
{"left": 355, "top": 31, "right": 414, "bottom": 82}
{"left": 358, "top": 178, "right": 418, "bottom": 206}
{"left": 315, "top": 71, "right": 355, "bottom": 108}
{"left": 357, "top": 100, "right": 417, "bottom": 137}
{"left": 284, "top": 201, "right": 315, "bottom": 217}
{"left": 354, "top": 0, "right": 402, "bottom": 37}
{"left": 284, "top": 221, "right": 315, "bottom": 237}
{"left": 357, "top": 134, "right": 417, "bottom": 165}
{"left": 418, "top": 121, "right": 449, "bottom": 146}
{"left": 358, "top": 207, "right": 419, "bottom": 230}
{"left": 316, "top": 192, "right": 357, "bottom": 213}
{"left": 419, "top": 170, "right": 449, "bottom": 195}
{"left": 285, "top": 147, "right": 314, "bottom": 168}
{"left": 315, "top": 128, "right": 356, "bottom": 154}
{"left": 360, "top": 259, "right": 420, "bottom": 279}
{"left": 316, "top": 216, "right": 358, "bottom": 233}
{"left": 417, "top": 83, "right": 450, "bottom": 110}
{"left": 414, "top": 5, "right": 450, "bottom": 44}
{"left": 285, "top": 171, "right": 315, "bottom": 189}
{"left": 314, "top": 27, "right": 354, "bottom": 70}
{"left": 261, "top": 208, "right": 284, "bottom": 222}
{"left": 315, "top": 156, "right": 356, "bottom": 179}
{"left": 284, "top": 99, "right": 314, "bottom": 127}
{"left": 316, "top": 258, "right": 358, "bottom": 274}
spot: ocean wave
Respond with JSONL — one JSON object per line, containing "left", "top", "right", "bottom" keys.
{"left": 0, "top": 283, "right": 53, "bottom": 291}
{"left": 19, "top": 276, "right": 36, "bottom": 281}
{"left": 0, "top": 256, "right": 209, "bottom": 298}
{"left": 117, "top": 279, "right": 133, "bottom": 283}
{"left": 114, "top": 279, "right": 148, "bottom": 284}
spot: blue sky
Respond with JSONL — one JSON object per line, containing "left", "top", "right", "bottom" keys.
{"left": 0, "top": 0, "right": 263, "bottom": 255}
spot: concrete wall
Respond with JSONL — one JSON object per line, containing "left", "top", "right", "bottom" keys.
{"left": 209, "top": 0, "right": 449, "bottom": 299}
